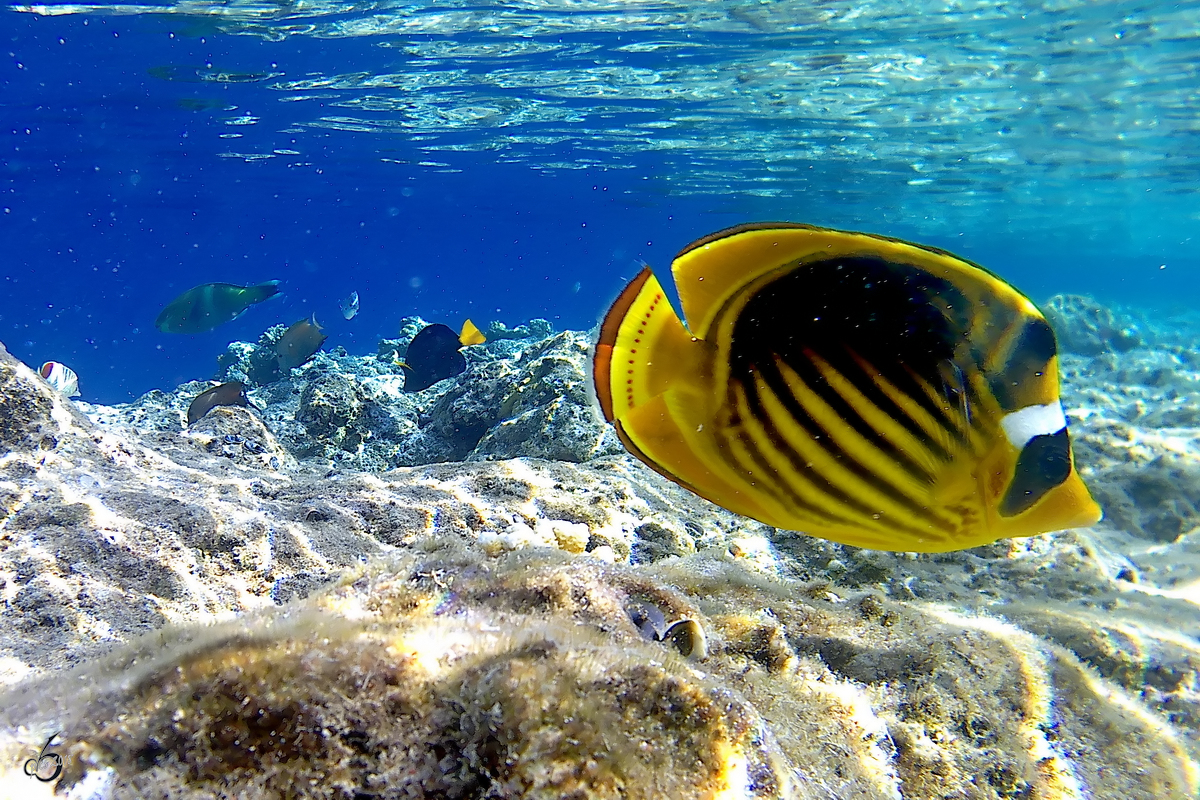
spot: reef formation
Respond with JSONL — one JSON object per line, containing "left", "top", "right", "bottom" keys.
{"left": 0, "top": 298, "right": 1197, "bottom": 799}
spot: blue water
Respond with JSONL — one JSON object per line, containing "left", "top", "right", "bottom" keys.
{"left": 2, "top": 2, "right": 1198, "bottom": 403}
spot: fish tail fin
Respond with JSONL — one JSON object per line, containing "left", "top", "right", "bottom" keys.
{"left": 459, "top": 318, "right": 486, "bottom": 346}
{"left": 594, "top": 266, "right": 698, "bottom": 423}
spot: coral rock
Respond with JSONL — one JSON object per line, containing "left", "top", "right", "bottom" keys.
{"left": 1043, "top": 294, "right": 1143, "bottom": 355}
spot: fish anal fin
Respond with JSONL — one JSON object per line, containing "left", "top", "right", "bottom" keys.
{"left": 617, "top": 389, "right": 779, "bottom": 524}
{"left": 936, "top": 358, "right": 971, "bottom": 426}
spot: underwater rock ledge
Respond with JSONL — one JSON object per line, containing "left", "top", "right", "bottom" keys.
{"left": 2, "top": 301, "right": 1200, "bottom": 800}
{"left": 2, "top": 547, "right": 1197, "bottom": 800}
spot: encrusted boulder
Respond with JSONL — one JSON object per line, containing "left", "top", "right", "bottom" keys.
{"left": 0, "top": 341, "right": 93, "bottom": 454}
{"left": 485, "top": 317, "right": 555, "bottom": 341}
{"left": 469, "top": 331, "right": 622, "bottom": 462}
{"left": 260, "top": 324, "right": 613, "bottom": 468}
{"left": 217, "top": 323, "right": 289, "bottom": 386}
{"left": 1043, "top": 294, "right": 1143, "bottom": 355}
{"left": 297, "top": 372, "right": 370, "bottom": 453}
{"left": 186, "top": 406, "right": 296, "bottom": 472}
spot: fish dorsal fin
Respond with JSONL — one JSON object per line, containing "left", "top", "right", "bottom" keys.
{"left": 459, "top": 318, "right": 486, "bottom": 346}
{"left": 672, "top": 223, "right": 989, "bottom": 340}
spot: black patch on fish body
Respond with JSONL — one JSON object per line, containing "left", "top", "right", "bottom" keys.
{"left": 729, "top": 256, "right": 969, "bottom": 472}
{"left": 999, "top": 427, "right": 1072, "bottom": 517}
{"left": 187, "top": 382, "right": 250, "bottom": 426}
{"left": 988, "top": 317, "right": 1058, "bottom": 412}
{"left": 402, "top": 324, "right": 467, "bottom": 392}
{"left": 720, "top": 256, "right": 985, "bottom": 540}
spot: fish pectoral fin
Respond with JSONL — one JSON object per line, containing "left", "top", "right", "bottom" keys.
{"left": 927, "top": 455, "right": 983, "bottom": 508}
{"left": 936, "top": 358, "right": 972, "bottom": 427}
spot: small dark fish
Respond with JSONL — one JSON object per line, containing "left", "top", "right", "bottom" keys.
{"left": 400, "top": 319, "right": 486, "bottom": 392}
{"left": 276, "top": 314, "right": 328, "bottom": 371}
{"left": 187, "top": 382, "right": 250, "bottom": 426}
{"left": 156, "top": 281, "right": 281, "bottom": 334}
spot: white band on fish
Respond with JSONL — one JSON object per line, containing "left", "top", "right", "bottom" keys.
{"left": 1000, "top": 402, "right": 1067, "bottom": 449}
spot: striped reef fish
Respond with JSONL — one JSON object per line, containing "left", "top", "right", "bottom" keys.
{"left": 339, "top": 291, "right": 360, "bottom": 320}
{"left": 593, "top": 222, "right": 1101, "bottom": 552}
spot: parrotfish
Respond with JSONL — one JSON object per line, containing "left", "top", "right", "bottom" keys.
{"left": 593, "top": 222, "right": 1101, "bottom": 553}
{"left": 155, "top": 281, "right": 282, "bottom": 334}
{"left": 276, "top": 314, "right": 327, "bottom": 371}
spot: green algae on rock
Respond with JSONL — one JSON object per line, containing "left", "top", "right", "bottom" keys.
{"left": 1, "top": 548, "right": 1196, "bottom": 800}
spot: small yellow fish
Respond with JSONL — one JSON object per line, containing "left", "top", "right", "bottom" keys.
{"left": 593, "top": 222, "right": 1101, "bottom": 552}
